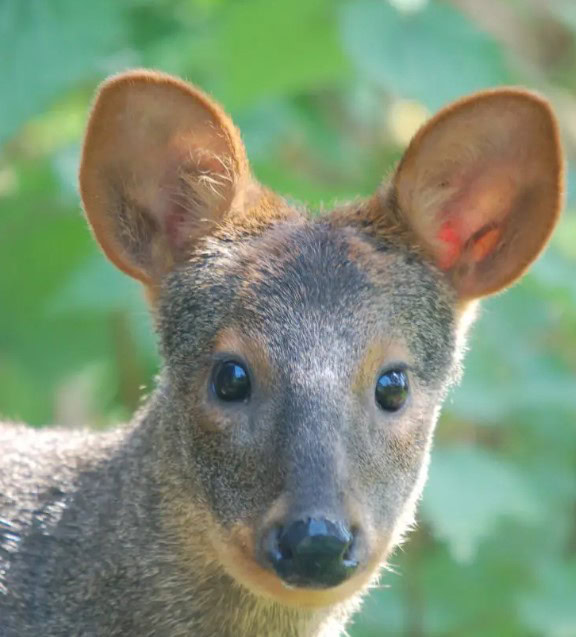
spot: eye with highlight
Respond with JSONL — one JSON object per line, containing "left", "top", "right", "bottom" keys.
{"left": 212, "top": 360, "right": 251, "bottom": 402}
{"left": 375, "top": 369, "right": 409, "bottom": 412}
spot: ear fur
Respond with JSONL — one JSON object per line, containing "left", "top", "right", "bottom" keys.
{"left": 79, "top": 70, "right": 251, "bottom": 285}
{"left": 80, "top": 74, "right": 564, "bottom": 301}
{"left": 392, "top": 88, "right": 563, "bottom": 299}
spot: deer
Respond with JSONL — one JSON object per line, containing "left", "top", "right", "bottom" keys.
{"left": 0, "top": 70, "right": 563, "bottom": 637}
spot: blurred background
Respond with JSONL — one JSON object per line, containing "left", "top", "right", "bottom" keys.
{"left": 1, "top": 0, "right": 575, "bottom": 634}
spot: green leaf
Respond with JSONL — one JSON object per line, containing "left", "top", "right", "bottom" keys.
{"left": 341, "top": 0, "right": 511, "bottom": 109}
{"left": 51, "top": 255, "right": 143, "bottom": 314}
{"left": 51, "top": 255, "right": 157, "bottom": 359}
{"left": 209, "top": 0, "right": 350, "bottom": 108}
{"left": 0, "top": 0, "right": 124, "bottom": 144}
{"left": 422, "top": 447, "right": 541, "bottom": 561}
{"left": 349, "top": 584, "right": 405, "bottom": 636}
{"left": 519, "top": 560, "right": 576, "bottom": 637}
{"left": 416, "top": 540, "right": 530, "bottom": 636}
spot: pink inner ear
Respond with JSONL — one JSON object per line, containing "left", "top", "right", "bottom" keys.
{"left": 433, "top": 165, "right": 515, "bottom": 270}
{"left": 164, "top": 206, "right": 190, "bottom": 251}
{"left": 154, "top": 144, "right": 236, "bottom": 255}
{"left": 437, "top": 221, "right": 462, "bottom": 269}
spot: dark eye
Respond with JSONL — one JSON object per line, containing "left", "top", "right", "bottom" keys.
{"left": 375, "top": 369, "right": 409, "bottom": 412}
{"left": 212, "top": 360, "right": 251, "bottom": 402}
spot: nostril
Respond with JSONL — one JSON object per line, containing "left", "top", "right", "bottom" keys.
{"left": 279, "top": 545, "right": 293, "bottom": 560}
{"left": 263, "top": 525, "right": 285, "bottom": 563}
{"left": 345, "top": 524, "right": 362, "bottom": 559}
{"left": 278, "top": 535, "right": 293, "bottom": 561}
{"left": 343, "top": 529, "right": 356, "bottom": 562}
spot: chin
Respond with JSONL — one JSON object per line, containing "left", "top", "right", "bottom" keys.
{"left": 212, "top": 523, "right": 393, "bottom": 609}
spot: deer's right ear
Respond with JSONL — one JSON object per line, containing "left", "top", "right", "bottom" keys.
{"left": 79, "top": 70, "right": 251, "bottom": 285}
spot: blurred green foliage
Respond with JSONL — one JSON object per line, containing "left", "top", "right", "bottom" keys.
{"left": 1, "top": 0, "right": 575, "bottom": 635}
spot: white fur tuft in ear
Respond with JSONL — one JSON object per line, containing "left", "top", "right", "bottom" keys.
{"left": 79, "top": 70, "right": 251, "bottom": 285}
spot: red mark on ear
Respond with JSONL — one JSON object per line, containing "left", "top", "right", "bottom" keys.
{"left": 437, "top": 221, "right": 462, "bottom": 269}
{"left": 471, "top": 226, "right": 501, "bottom": 262}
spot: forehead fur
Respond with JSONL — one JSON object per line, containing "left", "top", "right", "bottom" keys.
{"left": 160, "top": 214, "right": 457, "bottom": 386}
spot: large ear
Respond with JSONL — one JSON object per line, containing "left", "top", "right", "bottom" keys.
{"left": 79, "top": 70, "right": 251, "bottom": 285}
{"left": 393, "top": 88, "right": 564, "bottom": 300}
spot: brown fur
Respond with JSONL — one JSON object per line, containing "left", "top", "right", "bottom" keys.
{"left": 0, "top": 70, "right": 564, "bottom": 637}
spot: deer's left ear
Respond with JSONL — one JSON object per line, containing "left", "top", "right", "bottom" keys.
{"left": 393, "top": 88, "right": 564, "bottom": 300}
{"left": 79, "top": 70, "right": 254, "bottom": 286}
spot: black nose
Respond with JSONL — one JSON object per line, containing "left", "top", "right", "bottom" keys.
{"left": 264, "top": 517, "right": 358, "bottom": 588}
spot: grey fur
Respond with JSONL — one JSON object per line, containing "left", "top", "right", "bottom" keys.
{"left": 0, "top": 73, "right": 561, "bottom": 636}
{"left": 1, "top": 220, "right": 461, "bottom": 637}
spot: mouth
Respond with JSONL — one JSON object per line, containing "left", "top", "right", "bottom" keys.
{"left": 211, "top": 523, "right": 390, "bottom": 608}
